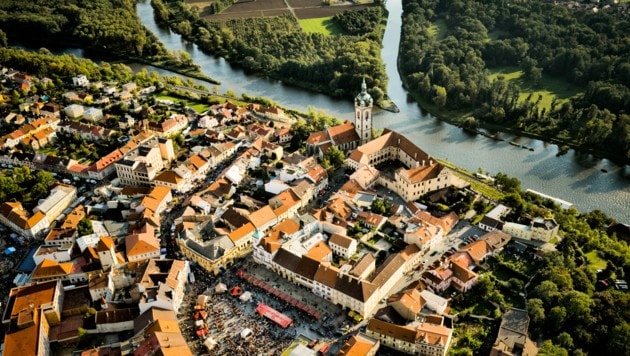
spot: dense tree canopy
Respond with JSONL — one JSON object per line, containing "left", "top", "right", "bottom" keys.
{"left": 400, "top": 0, "right": 630, "bottom": 163}
{"left": 0, "top": 47, "right": 133, "bottom": 82}
{"left": 0, "top": 0, "right": 167, "bottom": 57}
{"left": 158, "top": 0, "right": 388, "bottom": 103}
{"left": 0, "top": 166, "right": 55, "bottom": 204}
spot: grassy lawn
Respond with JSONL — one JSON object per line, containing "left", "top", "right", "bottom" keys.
{"left": 487, "top": 66, "right": 582, "bottom": 112}
{"left": 298, "top": 17, "right": 343, "bottom": 35}
{"left": 585, "top": 250, "right": 607, "bottom": 272}
{"left": 156, "top": 94, "right": 211, "bottom": 113}
{"left": 428, "top": 18, "right": 448, "bottom": 40}
{"left": 436, "top": 158, "right": 504, "bottom": 201}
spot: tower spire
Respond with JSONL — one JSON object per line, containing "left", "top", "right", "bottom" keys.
{"left": 354, "top": 78, "right": 373, "bottom": 145}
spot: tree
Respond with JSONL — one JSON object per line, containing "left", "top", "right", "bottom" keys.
{"left": 494, "top": 173, "right": 521, "bottom": 193}
{"left": 371, "top": 198, "right": 391, "bottom": 215}
{"left": 547, "top": 306, "right": 566, "bottom": 332}
{"left": 527, "top": 298, "right": 546, "bottom": 327}
{"left": 555, "top": 332, "right": 574, "bottom": 350}
{"left": 561, "top": 290, "right": 592, "bottom": 324}
{"left": 538, "top": 340, "right": 568, "bottom": 356}
{"left": 608, "top": 322, "right": 630, "bottom": 355}
{"left": 533, "top": 280, "right": 559, "bottom": 306}
{"left": 432, "top": 85, "right": 447, "bottom": 107}
{"left": 77, "top": 217, "right": 93, "bottom": 236}
{"left": 323, "top": 146, "right": 345, "bottom": 171}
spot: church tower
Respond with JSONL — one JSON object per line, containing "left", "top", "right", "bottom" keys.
{"left": 354, "top": 78, "right": 373, "bottom": 145}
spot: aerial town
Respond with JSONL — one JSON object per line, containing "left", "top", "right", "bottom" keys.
{"left": 0, "top": 67, "right": 625, "bottom": 356}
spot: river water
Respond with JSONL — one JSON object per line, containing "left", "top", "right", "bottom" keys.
{"left": 131, "top": 0, "right": 630, "bottom": 222}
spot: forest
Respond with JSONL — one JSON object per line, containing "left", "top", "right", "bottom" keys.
{"left": 0, "top": 0, "right": 167, "bottom": 57}
{"left": 0, "top": 47, "right": 134, "bottom": 83}
{"left": 399, "top": 0, "right": 630, "bottom": 163}
{"left": 155, "top": 0, "right": 389, "bottom": 104}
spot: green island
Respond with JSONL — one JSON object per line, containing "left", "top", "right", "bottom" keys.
{"left": 0, "top": 0, "right": 219, "bottom": 84}
{"left": 151, "top": 0, "right": 397, "bottom": 111}
{"left": 399, "top": 0, "right": 630, "bottom": 164}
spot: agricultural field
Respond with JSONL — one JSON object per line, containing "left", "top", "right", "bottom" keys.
{"left": 190, "top": 0, "right": 373, "bottom": 20}
{"left": 487, "top": 66, "right": 581, "bottom": 112}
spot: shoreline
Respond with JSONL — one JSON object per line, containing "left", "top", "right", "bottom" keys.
{"left": 398, "top": 74, "right": 629, "bottom": 166}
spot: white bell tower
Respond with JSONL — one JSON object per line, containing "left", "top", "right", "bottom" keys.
{"left": 354, "top": 78, "right": 373, "bottom": 145}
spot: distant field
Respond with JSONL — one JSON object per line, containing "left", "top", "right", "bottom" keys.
{"left": 428, "top": 19, "right": 448, "bottom": 40}
{"left": 193, "top": 0, "right": 374, "bottom": 21}
{"left": 298, "top": 17, "right": 343, "bottom": 35}
{"left": 487, "top": 66, "right": 581, "bottom": 111}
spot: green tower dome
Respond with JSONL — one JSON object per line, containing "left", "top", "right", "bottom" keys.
{"left": 355, "top": 78, "right": 373, "bottom": 106}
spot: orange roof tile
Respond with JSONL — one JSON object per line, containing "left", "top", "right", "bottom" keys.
{"left": 32, "top": 259, "right": 81, "bottom": 279}
{"left": 227, "top": 222, "right": 255, "bottom": 243}
{"left": 327, "top": 121, "right": 359, "bottom": 145}
{"left": 97, "top": 236, "right": 115, "bottom": 252}
{"left": 154, "top": 170, "right": 183, "bottom": 184}
{"left": 306, "top": 130, "right": 330, "bottom": 145}
{"left": 126, "top": 230, "right": 160, "bottom": 258}
{"left": 260, "top": 219, "right": 300, "bottom": 253}
{"left": 248, "top": 206, "right": 276, "bottom": 229}
{"left": 304, "top": 241, "right": 332, "bottom": 262}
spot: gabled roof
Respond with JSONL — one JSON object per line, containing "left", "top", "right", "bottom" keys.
{"left": 306, "top": 130, "right": 330, "bottom": 145}
{"left": 335, "top": 273, "right": 377, "bottom": 303}
{"left": 126, "top": 230, "right": 159, "bottom": 258}
{"left": 313, "top": 263, "right": 340, "bottom": 288}
{"left": 208, "top": 177, "right": 233, "bottom": 198}
{"left": 153, "top": 170, "right": 183, "bottom": 184}
{"left": 32, "top": 259, "right": 81, "bottom": 279}
{"left": 97, "top": 236, "right": 115, "bottom": 252}
{"left": 349, "top": 252, "right": 375, "bottom": 278}
{"left": 221, "top": 207, "right": 251, "bottom": 229}
{"left": 259, "top": 219, "right": 300, "bottom": 254}
{"left": 389, "top": 288, "right": 424, "bottom": 316}
{"left": 367, "top": 318, "right": 417, "bottom": 343}
{"left": 327, "top": 121, "right": 359, "bottom": 145}
{"left": 304, "top": 241, "right": 332, "bottom": 262}
{"left": 294, "top": 255, "right": 321, "bottom": 281}
{"left": 270, "top": 189, "right": 301, "bottom": 216}
{"left": 227, "top": 222, "right": 255, "bottom": 243}
{"left": 272, "top": 248, "right": 301, "bottom": 272}
{"left": 399, "top": 164, "right": 443, "bottom": 183}
{"left": 328, "top": 233, "right": 354, "bottom": 249}
{"left": 248, "top": 205, "right": 276, "bottom": 229}
{"left": 349, "top": 129, "right": 431, "bottom": 166}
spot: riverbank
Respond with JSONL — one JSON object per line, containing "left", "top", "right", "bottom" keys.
{"left": 128, "top": 56, "right": 220, "bottom": 85}
{"left": 399, "top": 75, "right": 629, "bottom": 166}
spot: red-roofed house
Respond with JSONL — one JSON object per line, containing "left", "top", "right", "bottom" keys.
{"left": 126, "top": 226, "right": 160, "bottom": 263}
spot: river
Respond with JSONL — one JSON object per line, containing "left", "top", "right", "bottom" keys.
{"left": 134, "top": 0, "right": 628, "bottom": 222}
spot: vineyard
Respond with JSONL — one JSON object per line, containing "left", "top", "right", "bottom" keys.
{"left": 186, "top": 0, "right": 372, "bottom": 20}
